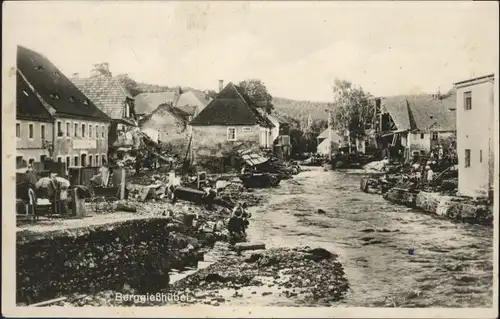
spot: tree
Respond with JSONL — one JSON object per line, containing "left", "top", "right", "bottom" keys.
{"left": 238, "top": 79, "right": 274, "bottom": 113}
{"left": 331, "top": 79, "right": 373, "bottom": 139}
{"left": 203, "top": 89, "right": 218, "bottom": 100}
{"left": 116, "top": 73, "right": 143, "bottom": 96}
{"left": 91, "top": 63, "right": 113, "bottom": 77}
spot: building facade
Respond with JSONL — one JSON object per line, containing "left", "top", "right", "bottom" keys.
{"left": 71, "top": 66, "right": 137, "bottom": 149}
{"left": 16, "top": 72, "right": 54, "bottom": 166}
{"left": 17, "top": 45, "right": 111, "bottom": 168}
{"left": 454, "top": 74, "right": 495, "bottom": 198}
{"left": 190, "top": 82, "right": 275, "bottom": 160}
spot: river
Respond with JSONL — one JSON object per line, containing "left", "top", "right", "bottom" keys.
{"left": 245, "top": 167, "right": 493, "bottom": 308}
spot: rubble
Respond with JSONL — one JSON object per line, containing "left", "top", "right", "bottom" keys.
{"left": 170, "top": 247, "right": 350, "bottom": 306}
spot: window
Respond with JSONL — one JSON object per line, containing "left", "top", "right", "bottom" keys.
{"left": 101, "top": 125, "right": 105, "bottom": 138}
{"left": 464, "top": 91, "right": 472, "bottom": 110}
{"left": 480, "top": 150, "right": 483, "bottom": 163}
{"left": 102, "top": 155, "right": 107, "bottom": 165}
{"left": 432, "top": 132, "right": 438, "bottom": 140}
{"left": 95, "top": 154, "right": 100, "bottom": 166}
{"left": 89, "top": 125, "right": 93, "bottom": 138}
{"left": 82, "top": 124, "right": 86, "bottom": 138}
{"left": 66, "top": 122, "right": 70, "bottom": 137}
{"left": 81, "top": 154, "right": 87, "bottom": 167}
{"left": 40, "top": 155, "right": 47, "bottom": 162}
{"left": 66, "top": 156, "right": 71, "bottom": 166}
{"left": 420, "top": 133, "right": 424, "bottom": 139}
{"left": 29, "top": 124, "right": 34, "bottom": 139}
{"left": 41, "top": 125, "right": 45, "bottom": 140}
{"left": 57, "top": 157, "right": 62, "bottom": 163}
{"left": 57, "top": 121, "right": 63, "bottom": 137}
{"left": 74, "top": 156, "right": 79, "bottom": 166}
{"left": 89, "top": 155, "right": 93, "bottom": 166}
{"left": 227, "top": 127, "right": 236, "bottom": 141}
{"left": 465, "top": 149, "right": 471, "bottom": 167}
{"left": 74, "top": 123, "right": 79, "bottom": 137}
{"left": 16, "top": 156, "right": 23, "bottom": 166}
{"left": 16, "top": 123, "right": 20, "bottom": 138}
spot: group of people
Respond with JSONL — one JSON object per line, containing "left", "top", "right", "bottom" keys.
{"left": 408, "top": 160, "right": 435, "bottom": 186}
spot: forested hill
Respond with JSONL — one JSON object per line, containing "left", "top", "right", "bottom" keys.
{"left": 272, "top": 97, "right": 332, "bottom": 124}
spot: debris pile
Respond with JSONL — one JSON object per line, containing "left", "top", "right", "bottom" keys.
{"left": 360, "top": 158, "right": 492, "bottom": 226}
{"left": 170, "top": 247, "right": 350, "bottom": 306}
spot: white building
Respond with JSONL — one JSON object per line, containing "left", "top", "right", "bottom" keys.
{"left": 454, "top": 74, "right": 495, "bottom": 198}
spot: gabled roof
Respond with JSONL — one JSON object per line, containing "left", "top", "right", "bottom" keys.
{"left": 134, "top": 91, "right": 180, "bottom": 115}
{"left": 267, "top": 113, "right": 290, "bottom": 125}
{"left": 71, "top": 75, "right": 133, "bottom": 119}
{"left": 16, "top": 71, "right": 53, "bottom": 122}
{"left": 381, "top": 93, "right": 456, "bottom": 132}
{"left": 189, "top": 82, "right": 274, "bottom": 128}
{"left": 177, "top": 90, "right": 211, "bottom": 114}
{"left": 175, "top": 90, "right": 211, "bottom": 116}
{"left": 317, "top": 128, "right": 344, "bottom": 141}
{"left": 406, "top": 93, "right": 456, "bottom": 132}
{"left": 138, "top": 103, "right": 191, "bottom": 127}
{"left": 381, "top": 95, "right": 411, "bottom": 130}
{"left": 17, "top": 46, "right": 110, "bottom": 122}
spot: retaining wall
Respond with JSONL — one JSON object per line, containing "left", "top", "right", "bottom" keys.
{"left": 17, "top": 217, "right": 201, "bottom": 305}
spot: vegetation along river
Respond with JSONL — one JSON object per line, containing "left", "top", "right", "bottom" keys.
{"left": 245, "top": 167, "right": 494, "bottom": 307}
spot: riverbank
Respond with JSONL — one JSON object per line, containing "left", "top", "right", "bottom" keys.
{"left": 17, "top": 167, "right": 494, "bottom": 308}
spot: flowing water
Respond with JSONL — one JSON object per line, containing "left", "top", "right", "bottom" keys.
{"left": 246, "top": 167, "right": 494, "bottom": 308}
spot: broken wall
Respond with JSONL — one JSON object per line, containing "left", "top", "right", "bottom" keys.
{"left": 140, "top": 110, "right": 190, "bottom": 156}
{"left": 191, "top": 125, "right": 261, "bottom": 173}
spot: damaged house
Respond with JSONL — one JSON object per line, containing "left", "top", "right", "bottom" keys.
{"left": 71, "top": 64, "right": 137, "bottom": 152}
{"left": 373, "top": 91, "right": 457, "bottom": 159}
{"left": 134, "top": 89, "right": 181, "bottom": 120}
{"left": 17, "top": 45, "right": 111, "bottom": 168}
{"left": 138, "top": 102, "right": 193, "bottom": 154}
{"left": 189, "top": 81, "right": 275, "bottom": 162}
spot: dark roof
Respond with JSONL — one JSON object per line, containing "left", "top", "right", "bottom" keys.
{"left": 406, "top": 93, "right": 457, "bottom": 132}
{"left": 16, "top": 72, "right": 53, "bottom": 122}
{"left": 134, "top": 91, "right": 180, "bottom": 115}
{"left": 71, "top": 75, "right": 132, "bottom": 119}
{"left": 190, "top": 82, "right": 274, "bottom": 128}
{"left": 381, "top": 93, "right": 456, "bottom": 132}
{"left": 17, "top": 46, "right": 110, "bottom": 122}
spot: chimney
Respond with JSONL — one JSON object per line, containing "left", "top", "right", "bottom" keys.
{"left": 218, "top": 80, "right": 224, "bottom": 93}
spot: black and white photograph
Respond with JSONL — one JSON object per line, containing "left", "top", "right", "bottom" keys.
{"left": 2, "top": 1, "right": 498, "bottom": 318}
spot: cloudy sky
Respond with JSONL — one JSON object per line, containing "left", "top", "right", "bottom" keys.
{"left": 4, "top": 1, "right": 498, "bottom": 101}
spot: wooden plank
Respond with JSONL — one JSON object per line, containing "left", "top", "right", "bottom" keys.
{"left": 234, "top": 243, "right": 266, "bottom": 251}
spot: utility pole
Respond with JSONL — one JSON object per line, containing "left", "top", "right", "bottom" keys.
{"left": 328, "top": 110, "right": 333, "bottom": 161}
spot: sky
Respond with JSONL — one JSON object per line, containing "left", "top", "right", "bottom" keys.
{"left": 4, "top": 1, "right": 499, "bottom": 101}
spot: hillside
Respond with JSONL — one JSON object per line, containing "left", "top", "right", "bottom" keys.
{"left": 272, "top": 97, "right": 333, "bottom": 124}
{"left": 121, "top": 77, "right": 332, "bottom": 125}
